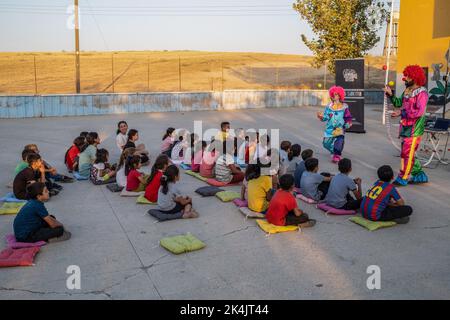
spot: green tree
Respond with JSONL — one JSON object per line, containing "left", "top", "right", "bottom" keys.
{"left": 293, "top": 0, "right": 387, "bottom": 72}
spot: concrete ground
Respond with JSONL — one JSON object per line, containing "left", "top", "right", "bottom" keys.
{"left": 0, "top": 105, "right": 449, "bottom": 300}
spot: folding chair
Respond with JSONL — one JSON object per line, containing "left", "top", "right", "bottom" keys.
{"left": 420, "top": 118, "right": 450, "bottom": 167}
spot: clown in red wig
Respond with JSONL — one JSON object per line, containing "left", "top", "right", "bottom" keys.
{"left": 383, "top": 65, "right": 429, "bottom": 186}
{"left": 317, "top": 86, "right": 353, "bottom": 163}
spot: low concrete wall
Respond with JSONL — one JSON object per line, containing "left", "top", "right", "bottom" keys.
{"left": 0, "top": 90, "right": 330, "bottom": 118}
{"left": 0, "top": 89, "right": 385, "bottom": 118}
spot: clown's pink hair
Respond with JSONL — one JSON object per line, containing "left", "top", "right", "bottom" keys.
{"left": 329, "top": 86, "right": 345, "bottom": 102}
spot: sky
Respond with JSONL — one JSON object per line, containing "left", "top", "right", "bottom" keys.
{"left": 0, "top": 0, "right": 398, "bottom": 55}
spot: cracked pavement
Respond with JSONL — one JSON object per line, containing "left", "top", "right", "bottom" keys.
{"left": 0, "top": 105, "right": 449, "bottom": 299}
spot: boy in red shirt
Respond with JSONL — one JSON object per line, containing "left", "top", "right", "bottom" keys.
{"left": 266, "top": 174, "right": 316, "bottom": 227}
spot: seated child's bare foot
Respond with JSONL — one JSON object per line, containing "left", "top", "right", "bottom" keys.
{"left": 182, "top": 210, "right": 198, "bottom": 219}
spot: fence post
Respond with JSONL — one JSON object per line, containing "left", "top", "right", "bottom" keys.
{"left": 111, "top": 53, "right": 115, "bottom": 93}
{"left": 147, "top": 56, "right": 151, "bottom": 92}
{"left": 221, "top": 59, "right": 224, "bottom": 91}
{"left": 275, "top": 66, "right": 279, "bottom": 89}
{"left": 178, "top": 56, "right": 181, "bottom": 91}
{"left": 33, "top": 55, "right": 38, "bottom": 95}
{"left": 210, "top": 61, "right": 213, "bottom": 91}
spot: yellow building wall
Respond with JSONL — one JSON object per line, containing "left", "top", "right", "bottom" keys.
{"left": 397, "top": 0, "right": 450, "bottom": 74}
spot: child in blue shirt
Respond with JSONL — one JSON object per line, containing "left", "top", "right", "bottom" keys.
{"left": 13, "top": 182, "right": 71, "bottom": 243}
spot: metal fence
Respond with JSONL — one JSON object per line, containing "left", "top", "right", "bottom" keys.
{"left": 0, "top": 52, "right": 396, "bottom": 95}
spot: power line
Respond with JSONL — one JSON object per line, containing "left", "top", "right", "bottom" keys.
{"left": 85, "top": 0, "right": 109, "bottom": 51}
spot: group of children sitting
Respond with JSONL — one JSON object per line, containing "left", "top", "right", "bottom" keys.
{"left": 10, "top": 120, "right": 413, "bottom": 244}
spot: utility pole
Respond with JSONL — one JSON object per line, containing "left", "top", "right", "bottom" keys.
{"left": 75, "top": 0, "right": 81, "bottom": 93}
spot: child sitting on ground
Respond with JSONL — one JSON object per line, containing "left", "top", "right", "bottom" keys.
{"left": 278, "top": 140, "right": 292, "bottom": 175}
{"left": 266, "top": 174, "right": 316, "bottom": 227}
{"left": 157, "top": 165, "right": 198, "bottom": 218}
{"left": 324, "top": 158, "right": 362, "bottom": 210}
{"left": 191, "top": 141, "right": 206, "bottom": 173}
{"left": 123, "top": 129, "right": 150, "bottom": 165}
{"left": 215, "top": 139, "right": 245, "bottom": 183}
{"left": 24, "top": 144, "right": 73, "bottom": 183}
{"left": 13, "top": 182, "right": 70, "bottom": 243}
{"left": 64, "top": 136, "right": 86, "bottom": 173}
{"left": 240, "top": 163, "right": 259, "bottom": 201}
{"left": 170, "top": 130, "right": 188, "bottom": 162}
{"left": 300, "top": 158, "right": 332, "bottom": 201}
{"left": 200, "top": 139, "right": 219, "bottom": 178}
{"left": 144, "top": 154, "right": 170, "bottom": 202}
{"left": 14, "top": 149, "right": 36, "bottom": 177}
{"left": 185, "top": 133, "right": 200, "bottom": 163}
{"left": 90, "top": 149, "right": 117, "bottom": 185}
{"left": 77, "top": 132, "right": 100, "bottom": 178}
{"left": 216, "top": 121, "right": 232, "bottom": 141}
{"left": 253, "top": 134, "right": 270, "bottom": 162}
{"left": 161, "top": 127, "right": 176, "bottom": 155}
{"left": 125, "top": 155, "right": 149, "bottom": 192}
{"left": 360, "top": 165, "right": 412, "bottom": 223}
{"left": 285, "top": 144, "right": 302, "bottom": 176}
{"left": 247, "top": 163, "right": 274, "bottom": 213}
{"left": 294, "top": 149, "right": 313, "bottom": 189}
{"left": 13, "top": 153, "right": 50, "bottom": 199}
{"left": 116, "top": 147, "right": 136, "bottom": 188}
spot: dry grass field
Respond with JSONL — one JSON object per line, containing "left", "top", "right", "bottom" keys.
{"left": 0, "top": 51, "right": 396, "bottom": 95}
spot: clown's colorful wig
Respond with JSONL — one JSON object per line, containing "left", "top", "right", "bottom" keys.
{"left": 402, "top": 65, "right": 426, "bottom": 86}
{"left": 329, "top": 86, "right": 345, "bottom": 102}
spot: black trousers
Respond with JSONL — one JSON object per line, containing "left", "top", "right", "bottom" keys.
{"left": 318, "top": 172, "right": 331, "bottom": 200}
{"left": 21, "top": 215, "right": 64, "bottom": 243}
{"left": 285, "top": 211, "right": 310, "bottom": 225}
{"left": 24, "top": 227, "right": 64, "bottom": 243}
{"left": 379, "top": 205, "right": 413, "bottom": 221}
{"left": 340, "top": 194, "right": 362, "bottom": 211}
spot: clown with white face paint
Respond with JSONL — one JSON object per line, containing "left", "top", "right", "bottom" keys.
{"left": 317, "top": 86, "right": 353, "bottom": 163}
{"left": 383, "top": 65, "right": 429, "bottom": 186}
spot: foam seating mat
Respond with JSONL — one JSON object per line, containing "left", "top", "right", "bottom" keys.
{"left": 160, "top": 233, "right": 206, "bottom": 254}
{"left": 120, "top": 189, "right": 144, "bottom": 197}
{"left": 106, "top": 183, "right": 124, "bottom": 192}
{"left": 216, "top": 191, "right": 241, "bottom": 202}
{"left": 256, "top": 219, "right": 299, "bottom": 234}
{"left": 349, "top": 216, "right": 397, "bottom": 231}
{"left": 0, "top": 247, "right": 40, "bottom": 268}
{"left": 239, "top": 207, "right": 265, "bottom": 219}
{"left": 148, "top": 209, "right": 184, "bottom": 221}
{"left": 179, "top": 163, "right": 192, "bottom": 170}
{"left": 136, "top": 195, "right": 157, "bottom": 205}
{"left": 73, "top": 172, "right": 88, "bottom": 181}
{"left": 317, "top": 203, "right": 357, "bottom": 216}
{"left": 195, "top": 186, "right": 224, "bottom": 197}
{"left": 296, "top": 193, "right": 317, "bottom": 204}
{"left": 206, "top": 178, "right": 240, "bottom": 187}
{"left": 184, "top": 170, "right": 208, "bottom": 182}
{"left": 0, "top": 202, "right": 26, "bottom": 215}
{"left": 5, "top": 234, "right": 46, "bottom": 249}
{"left": 0, "top": 193, "right": 27, "bottom": 203}
{"left": 233, "top": 198, "right": 248, "bottom": 207}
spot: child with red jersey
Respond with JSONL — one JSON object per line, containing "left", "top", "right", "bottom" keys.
{"left": 144, "top": 154, "right": 170, "bottom": 202}
{"left": 266, "top": 174, "right": 316, "bottom": 228}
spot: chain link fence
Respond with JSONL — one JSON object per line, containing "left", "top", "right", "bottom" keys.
{"left": 0, "top": 52, "right": 396, "bottom": 95}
